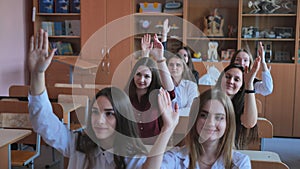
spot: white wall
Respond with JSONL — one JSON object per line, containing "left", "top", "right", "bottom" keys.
{"left": 0, "top": 1, "right": 31, "bottom": 95}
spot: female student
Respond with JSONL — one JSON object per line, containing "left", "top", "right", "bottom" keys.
{"left": 127, "top": 34, "right": 175, "bottom": 144}
{"left": 166, "top": 54, "right": 199, "bottom": 116}
{"left": 215, "top": 62, "right": 260, "bottom": 149}
{"left": 160, "top": 19, "right": 199, "bottom": 82}
{"left": 28, "top": 29, "right": 147, "bottom": 168}
{"left": 142, "top": 89, "right": 251, "bottom": 169}
{"left": 230, "top": 42, "right": 273, "bottom": 96}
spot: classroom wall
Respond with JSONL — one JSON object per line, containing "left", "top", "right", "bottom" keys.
{"left": 0, "top": 1, "right": 32, "bottom": 95}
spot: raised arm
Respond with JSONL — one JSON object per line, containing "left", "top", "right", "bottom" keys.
{"left": 255, "top": 41, "right": 273, "bottom": 96}
{"left": 241, "top": 57, "right": 261, "bottom": 128}
{"left": 142, "top": 88, "right": 179, "bottom": 169}
{"left": 150, "top": 34, "right": 174, "bottom": 91}
{"left": 28, "top": 29, "right": 56, "bottom": 95}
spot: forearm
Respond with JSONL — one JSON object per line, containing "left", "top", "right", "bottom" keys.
{"left": 30, "top": 72, "right": 46, "bottom": 96}
{"left": 255, "top": 71, "right": 273, "bottom": 96}
{"left": 142, "top": 127, "right": 174, "bottom": 169}
{"left": 241, "top": 92, "right": 258, "bottom": 128}
{"left": 157, "top": 61, "right": 174, "bottom": 91}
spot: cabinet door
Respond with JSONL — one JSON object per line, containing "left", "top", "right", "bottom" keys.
{"left": 293, "top": 64, "right": 300, "bottom": 136}
{"left": 265, "top": 64, "right": 295, "bottom": 136}
{"left": 96, "top": 0, "right": 133, "bottom": 88}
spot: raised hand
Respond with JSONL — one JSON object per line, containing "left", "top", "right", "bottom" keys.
{"left": 141, "top": 34, "right": 153, "bottom": 58}
{"left": 158, "top": 88, "right": 179, "bottom": 131}
{"left": 162, "top": 19, "right": 170, "bottom": 36}
{"left": 244, "top": 56, "right": 261, "bottom": 89}
{"left": 28, "top": 29, "right": 56, "bottom": 74}
{"left": 150, "top": 34, "right": 164, "bottom": 61}
{"left": 257, "top": 41, "right": 265, "bottom": 63}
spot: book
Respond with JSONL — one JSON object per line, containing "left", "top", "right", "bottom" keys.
{"left": 54, "top": 22, "right": 65, "bottom": 35}
{"left": 39, "top": 0, "right": 54, "bottom": 13}
{"left": 55, "top": 0, "right": 69, "bottom": 13}
{"left": 65, "top": 20, "right": 80, "bottom": 36}
{"left": 70, "top": 0, "right": 80, "bottom": 13}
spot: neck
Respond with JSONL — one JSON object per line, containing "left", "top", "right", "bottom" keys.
{"left": 198, "top": 141, "right": 219, "bottom": 165}
{"left": 99, "top": 136, "right": 114, "bottom": 150}
{"left": 172, "top": 77, "right": 181, "bottom": 86}
{"left": 136, "top": 88, "right": 147, "bottom": 102}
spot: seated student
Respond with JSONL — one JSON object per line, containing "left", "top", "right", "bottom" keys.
{"left": 124, "top": 35, "right": 175, "bottom": 144}
{"left": 215, "top": 62, "right": 260, "bottom": 149}
{"left": 28, "top": 29, "right": 148, "bottom": 168}
{"left": 166, "top": 54, "right": 199, "bottom": 116}
{"left": 230, "top": 42, "right": 273, "bottom": 96}
{"left": 142, "top": 89, "right": 251, "bottom": 169}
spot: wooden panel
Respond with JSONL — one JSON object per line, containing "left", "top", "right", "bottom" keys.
{"left": 265, "top": 64, "right": 295, "bottom": 136}
{"left": 293, "top": 64, "right": 300, "bottom": 136}
{"left": 45, "top": 62, "right": 70, "bottom": 86}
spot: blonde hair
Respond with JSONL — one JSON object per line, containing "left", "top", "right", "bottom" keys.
{"left": 186, "top": 89, "right": 236, "bottom": 169}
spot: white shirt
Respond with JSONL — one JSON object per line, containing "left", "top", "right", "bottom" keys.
{"left": 28, "top": 90, "right": 146, "bottom": 169}
{"left": 254, "top": 70, "right": 273, "bottom": 96}
{"left": 160, "top": 146, "right": 251, "bottom": 169}
{"left": 172, "top": 80, "right": 199, "bottom": 116}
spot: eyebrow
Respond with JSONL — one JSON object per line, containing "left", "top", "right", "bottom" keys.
{"left": 92, "top": 107, "right": 114, "bottom": 111}
{"left": 201, "top": 110, "right": 225, "bottom": 116}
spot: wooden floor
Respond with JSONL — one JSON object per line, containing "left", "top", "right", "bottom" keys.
{"left": 13, "top": 137, "right": 300, "bottom": 169}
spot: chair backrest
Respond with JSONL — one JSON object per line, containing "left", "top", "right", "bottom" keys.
{"left": 54, "top": 83, "right": 82, "bottom": 88}
{"left": 84, "top": 84, "right": 111, "bottom": 90}
{"left": 257, "top": 117, "right": 273, "bottom": 138}
{"left": 9, "top": 85, "right": 99, "bottom": 100}
{"left": 198, "top": 85, "right": 213, "bottom": 93}
{"left": 58, "top": 94, "right": 89, "bottom": 129}
{"left": 251, "top": 160, "right": 289, "bottom": 169}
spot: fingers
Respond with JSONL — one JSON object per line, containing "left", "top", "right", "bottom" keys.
{"left": 38, "top": 29, "right": 44, "bottom": 50}
{"left": 43, "top": 31, "right": 48, "bottom": 52}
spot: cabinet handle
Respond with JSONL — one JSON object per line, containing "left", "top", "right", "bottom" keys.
{"left": 32, "top": 7, "right": 36, "bottom": 22}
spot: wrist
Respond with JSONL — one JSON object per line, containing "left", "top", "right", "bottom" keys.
{"left": 156, "top": 58, "right": 166, "bottom": 63}
{"left": 245, "top": 89, "right": 255, "bottom": 94}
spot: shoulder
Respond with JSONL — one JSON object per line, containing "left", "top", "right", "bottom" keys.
{"left": 232, "top": 150, "right": 251, "bottom": 168}
{"left": 162, "top": 146, "right": 190, "bottom": 168}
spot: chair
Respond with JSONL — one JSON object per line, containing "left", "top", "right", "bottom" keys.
{"left": 54, "top": 83, "right": 82, "bottom": 88}
{"left": 84, "top": 84, "right": 111, "bottom": 90}
{"left": 238, "top": 150, "right": 289, "bottom": 169}
{"left": 58, "top": 94, "right": 89, "bottom": 131}
{"left": 251, "top": 160, "right": 289, "bottom": 169}
{"left": 247, "top": 117, "right": 273, "bottom": 150}
{"left": 0, "top": 100, "right": 61, "bottom": 169}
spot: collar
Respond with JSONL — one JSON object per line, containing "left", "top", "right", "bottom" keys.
{"left": 94, "top": 147, "right": 114, "bottom": 164}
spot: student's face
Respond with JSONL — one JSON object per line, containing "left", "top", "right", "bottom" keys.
{"left": 234, "top": 51, "right": 250, "bottom": 68}
{"left": 221, "top": 68, "right": 243, "bottom": 97}
{"left": 177, "top": 49, "right": 188, "bottom": 63}
{"left": 168, "top": 57, "right": 184, "bottom": 79}
{"left": 91, "top": 96, "right": 116, "bottom": 140}
{"left": 196, "top": 99, "right": 226, "bottom": 143}
{"left": 134, "top": 65, "right": 152, "bottom": 90}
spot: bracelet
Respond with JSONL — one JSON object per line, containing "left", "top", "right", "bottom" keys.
{"left": 245, "top": 89, "right": 256, "bottom": 94}
{"left": 156, "top": 58, "right": 166, "bottom": 63}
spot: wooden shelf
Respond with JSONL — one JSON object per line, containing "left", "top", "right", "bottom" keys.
{"left": 49, "top": 36, "right": 81, "bottom": 39}
{"left": 242, "top": 13, "right": 296, "bottom": 17}
{"left": 134, "top": 12, "right": 183, "bottom": 17}
{"left": 37, "top": 13, "right": 80, "bottom": 16}
{"left": 241, "top": 38, "right": 295, "bottom": 41}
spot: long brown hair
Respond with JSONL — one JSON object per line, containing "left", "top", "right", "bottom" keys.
{"left": 77, "top": 87, "right": 147, "bottom": 169}
{"left": 230, "top": 49, "right": 253, "bottom": 71}
{"left": 186, "top": 89, "right": 236, "bottom": 169}
{"left": 215, "top": 64, "right": 258, "bottom": 149}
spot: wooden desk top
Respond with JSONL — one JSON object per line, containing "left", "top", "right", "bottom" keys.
{"left": 55, "top": 57, "right": 98, "bottom": 69}
{"left": 0, "top": 129, "right": 32, "bottom": 148}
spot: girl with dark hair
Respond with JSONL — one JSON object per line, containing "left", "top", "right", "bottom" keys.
{"left": 215, "top": 62, "right": 260, "bottom": 149}
{"left": 230, "top": 42, "right": 273, "bottom": 96}
{"left": 142, "top": 89, "right": 251, "bottom": 169}
{"left": 125, "top": 34, "right": 175, "bottom": 144}
{"left": 28, "top": 29, "right": 147, "bottom": 169}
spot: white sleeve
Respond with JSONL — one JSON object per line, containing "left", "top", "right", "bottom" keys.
{"left": 28, "top": 90, "right": 74, "bottom": 157}
{"left": 254, "top": 70, "right": 273, "bottom": 96}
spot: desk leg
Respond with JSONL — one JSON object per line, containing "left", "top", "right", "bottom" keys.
{"left": 69, "top": 66, "right": 74, "bottom": 84}
{"left": 0, "top": 144, "right": 11, "bottom": 169}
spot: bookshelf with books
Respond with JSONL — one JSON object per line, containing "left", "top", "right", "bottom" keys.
{"left": 33, "top": 0, "right": 81, "bottom": 85}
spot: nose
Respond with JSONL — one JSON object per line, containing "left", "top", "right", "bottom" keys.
{"left": 227, "top": 77, "right": 234, "bottom": 84}
{"left": 98, "top": 113, "right": 106, "bottom": 124}
{"left": 204, "top": 115, "right": 215, "bottom": 126}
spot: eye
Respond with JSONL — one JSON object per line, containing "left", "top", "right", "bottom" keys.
{"left": 215, "top": 115, "right": 225, "bottom": 121}
{"left": 225, "top": 74, "right": 231, "bottom": 79}
{"left": 199, "top": 111, "right": 208, "bottom": 119}
{"left": 145, "top": 74, "right": 151, "bottom": 79}
{"left": 105, "top": 111, "right": 115, "bottom": 118}
{"left": 176, "top": 63, "right": 182, "bottom": 67}
{"left": 234, "top": 77, "right": 241, "bottom": 82}
{"left": 135, "top": 72, "right": 142, "bottom": 77}
{"left": 92, "top": 108, "right": 99, "bottom": 114}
